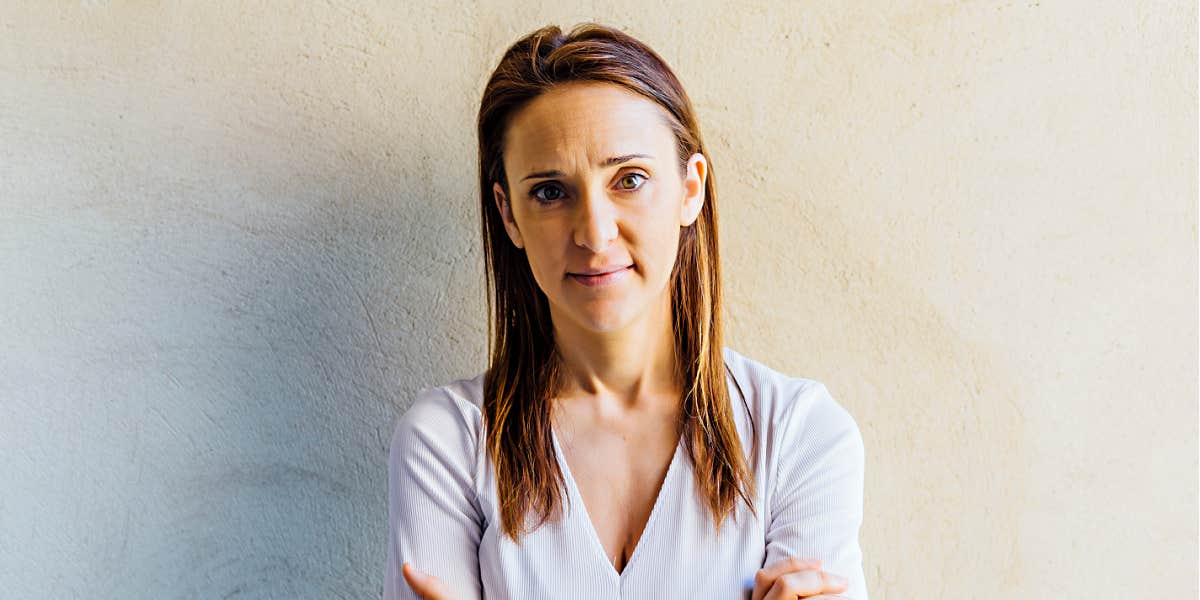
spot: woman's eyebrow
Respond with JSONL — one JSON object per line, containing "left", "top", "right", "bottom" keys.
{"left": 520, "top": 153, "right": 654, "bottom": 181}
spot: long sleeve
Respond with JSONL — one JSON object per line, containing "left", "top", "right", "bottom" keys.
{"left": 764, "top": 381, "right": 869, "bottom": 600}
{"left": 384, "top": 387, "right": 484, "bottom": 600}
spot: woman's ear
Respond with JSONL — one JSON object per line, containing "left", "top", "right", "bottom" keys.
{"left": 680, "top": 152, "right": 708, "bottom": 227}
{"left": 493, "top": 181, "right": 525, "bottom": 249}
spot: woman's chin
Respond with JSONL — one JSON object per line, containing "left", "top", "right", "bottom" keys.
{"left": 571, "top": 306, "right": 636, "bottom": 334}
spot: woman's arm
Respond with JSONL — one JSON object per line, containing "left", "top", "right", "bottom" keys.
{"left": 384, "top": 388, "right": 484, "bottom": 600}
{"left": 764, "top": 381, "right": 869, "bottom": 600}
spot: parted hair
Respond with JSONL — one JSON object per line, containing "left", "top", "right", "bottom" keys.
{"left": 476, "top": 22, "right": 757, "bottom": 542}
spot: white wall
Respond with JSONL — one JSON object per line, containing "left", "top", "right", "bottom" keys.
{"left": 1, "top": 2, "right": 1195, "bottom": 598}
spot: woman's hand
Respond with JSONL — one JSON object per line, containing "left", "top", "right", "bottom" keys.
{"left": 750, "top": 557, "right": 849, "bottom": 600}
{"left": 401, "top": 563, "right": 456, "bottom": 600}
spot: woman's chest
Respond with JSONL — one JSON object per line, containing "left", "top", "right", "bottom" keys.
{"left": 469, "top": 393, "right": 771, "bottom": 598}
{"left": 475, "top": 443, "right": 768, "bottom": 600}
{"left": 557, "top": 425, "right": 680, "bottom": 573}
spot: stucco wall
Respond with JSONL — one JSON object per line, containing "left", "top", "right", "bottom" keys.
{"left": 1, "top": 2, "right": 1195, "bottom": 598}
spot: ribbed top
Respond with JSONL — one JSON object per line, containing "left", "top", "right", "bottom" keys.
{"left": 384, "top": 346, "right": 868, "bottom": 600}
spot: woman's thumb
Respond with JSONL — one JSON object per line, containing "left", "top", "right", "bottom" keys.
{"left": 402, "top": 562, "right": 450, "bottom": 599}
{"left": 402, "top": 562, "right": 426, "bottom": 582}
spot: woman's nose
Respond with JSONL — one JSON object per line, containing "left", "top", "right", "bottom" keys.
{"left": 572, "top": 187, "right": 618, "bottom": 252}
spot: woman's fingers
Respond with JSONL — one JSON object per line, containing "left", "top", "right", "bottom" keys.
{"left": 761, "top": 569, "right": 848, "bottom": 600}
{"left": 751, "top": 557, "right": 848, "bottom": 600}
{"left": 401, "top": 563, "right": 453, "bottom": 600}
{"left": 751, "top": 557, "right": 821, "bottom": 600}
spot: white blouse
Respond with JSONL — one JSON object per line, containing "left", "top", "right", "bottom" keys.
{"left": 384, "top": 346, "right": 868, "bottom": 599}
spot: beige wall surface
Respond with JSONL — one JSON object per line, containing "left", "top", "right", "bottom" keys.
{"left": 1, "top": 2, "right": 1195, "bottom": 598}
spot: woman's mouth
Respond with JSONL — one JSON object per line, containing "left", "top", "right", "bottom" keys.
{"left": 568, "top": 265, "right": 633, "bottom": 287}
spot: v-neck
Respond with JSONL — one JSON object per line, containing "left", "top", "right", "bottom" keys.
{"left": 549, "top": 425, "right": 684, "bottom": 582}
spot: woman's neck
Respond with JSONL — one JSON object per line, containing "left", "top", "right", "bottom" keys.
{"left": 550, "top": 290, "right": 681, "bottom": 418}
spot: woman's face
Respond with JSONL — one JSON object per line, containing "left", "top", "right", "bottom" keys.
{"left": 493, "top": 81, "right": 707, "bottom": 335}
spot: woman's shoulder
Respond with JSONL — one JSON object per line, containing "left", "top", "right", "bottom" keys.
{"left": 722, "top": 345, "right": 862, "bottom": 441}
{"left": 723, "top": 346, "right": 865, "bottom": 508}
{"left": 389, "top": 371, "right": 487, "bottom": 464}
{"left": 418, "top": 370, "right": 487, "bottom": 413}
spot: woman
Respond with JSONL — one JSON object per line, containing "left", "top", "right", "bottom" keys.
{"left": 384, "top": 23, "right": 867, "bottom": 600}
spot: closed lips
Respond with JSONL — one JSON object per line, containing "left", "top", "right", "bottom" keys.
{"left": 571, "top": 265, "right": 630, "bottom": 275}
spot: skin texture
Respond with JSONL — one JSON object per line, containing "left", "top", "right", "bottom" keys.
{"left": 403, "top": 82, "right": 850, "bottom": 599}
{"left": 492, "top": 81, "right": 706, "bottom": 413}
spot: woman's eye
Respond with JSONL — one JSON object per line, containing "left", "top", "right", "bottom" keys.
{"left": 617, "top": 173, "right": 647, "bottom": 191}
{"left": 530, "top": 173, "right": 646, "bottom": 204}
{"left": 530, "top": 184, "right": 564, "bottom": 204}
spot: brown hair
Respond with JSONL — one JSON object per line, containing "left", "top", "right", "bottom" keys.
{"left": 476, "top": 22, "right": 757, "bottom": 542}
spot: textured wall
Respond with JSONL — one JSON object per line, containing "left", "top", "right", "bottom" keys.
{"left": 1, "top": 2, "right": 1195, "bottom": 598}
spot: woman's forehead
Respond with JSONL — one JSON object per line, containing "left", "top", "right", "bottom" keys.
{"left": 505, "top": 83, "right": 674, "bottom": 168}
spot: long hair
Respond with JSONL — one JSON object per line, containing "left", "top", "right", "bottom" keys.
{"left": 476, "top": 22, "right": 757, "bottom": 542}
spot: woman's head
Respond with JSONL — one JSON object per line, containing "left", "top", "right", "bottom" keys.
{"left": 492, "top": 80, "right": 708, "bottom": 335}
{"left": 477, "top": 23, "right": 755, "bottom": 541}
{"left": 478, "top": 23, "right": 721, "bottom": 356}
